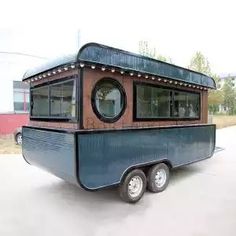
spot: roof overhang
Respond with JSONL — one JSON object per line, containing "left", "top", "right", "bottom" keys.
{"left": 22, "top": 43, "right": 216, "bottom": 90}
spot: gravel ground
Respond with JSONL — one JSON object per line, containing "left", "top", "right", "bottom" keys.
{"left": 0, "top": 126, "right": 236, "bottom": 236}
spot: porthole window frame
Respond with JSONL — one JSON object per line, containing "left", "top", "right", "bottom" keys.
{"left": 91, "top": 78, "right": 127, "bottom": 123}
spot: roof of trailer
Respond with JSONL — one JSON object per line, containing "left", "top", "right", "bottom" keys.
{"left": 22, "top": 43, "right": 216, "bottom": 89}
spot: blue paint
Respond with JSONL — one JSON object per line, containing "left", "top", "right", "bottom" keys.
{"left": 22, "top": 43, "right": 216, "bottom": 89}
{"left": 78, "top": 125, "right": 215, "bottom": 189}
{"left": 22, "top": 125, "right": 215, "bottom": 190}
{"left": 22, "top": 127, "right": 77, "bottom": 185}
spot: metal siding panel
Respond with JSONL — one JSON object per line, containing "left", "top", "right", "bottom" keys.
{"left": 22, "top": 127, "right": 77, "bottom": 185}
{"left": 78, "top": 125, "right": 215, "bottom": 189}
{"left": 78, "top": 43, "right": 216, "bottom": 89}
{"left": 23, "top": 43, "right": 216, "bottom": 89}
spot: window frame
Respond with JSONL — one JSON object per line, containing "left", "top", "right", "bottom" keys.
{"left": 91, "top": 78, "right": 127, "bottom": 123}
{"left": 30, "top": 76, "right": 77, "bottom": 122}
{"left": 13, "top": 82, "right": 30, "bottom": 113}
{"left": 133, "top": 81, "right": 201, "bottom": 121}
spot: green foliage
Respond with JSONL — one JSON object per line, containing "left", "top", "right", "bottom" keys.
{"left": 188, "top": 51, "right": 211, "bottom": 76}
{"left": 138, "top": 41, "right": 172, "bottom": 63}
{"left": 222, "top": 77, "right": 236, "bottom": 115}
{"left": 188, "top": 52, "right": 228, "bottom": 114}
{"left": 138, "top": 42, "right": 236, "bottom": 115}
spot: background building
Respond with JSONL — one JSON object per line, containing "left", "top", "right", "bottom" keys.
{"left": 218, "top": 74, "right": 236, "bottom": 89}
{"left": 0, "top": 29, "right": 81, "bottom": 135}
{"left": 0, "top": 52, "right": 44, "bottom": 135}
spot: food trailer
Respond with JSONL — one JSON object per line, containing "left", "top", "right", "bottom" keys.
{"left": 22, "top": 43, "right": 216, "bottom": 203}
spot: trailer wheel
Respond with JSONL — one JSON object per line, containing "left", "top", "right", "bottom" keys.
{"left": 119, "top": 169, "right": 146, "bottom": 203}
{"left": 147, "top": 163, "right": 170, "bottom": 193}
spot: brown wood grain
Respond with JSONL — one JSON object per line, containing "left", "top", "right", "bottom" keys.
{"left": 30, "top": 67, "right": 209, "bottom": 130}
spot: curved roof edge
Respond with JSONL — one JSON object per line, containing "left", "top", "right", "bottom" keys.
{"left": 22, "top": 42, "right": 216, "bottom": 89}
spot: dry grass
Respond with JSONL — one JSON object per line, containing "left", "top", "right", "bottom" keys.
{"left": 212, "top": 115, "right": 236, "bottom": 129}
{"left": 0, "top": 136, "right": 21, "bottom": 154}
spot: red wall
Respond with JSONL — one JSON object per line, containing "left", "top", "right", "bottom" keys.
{"left": 0, "top": 113, "right": 29, "bottom": 135}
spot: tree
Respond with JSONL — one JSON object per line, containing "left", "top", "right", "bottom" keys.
{"left": 138, "top": 41, "right": 172, "bottom": 63}
{"left": 222, "top": 77, "right": 236, "bottom": 115}
{"left": 188, "top": 51, "right": 211, "bottom": 75}
{"left": 188, "top": 52, "right": 224, "bottom": 114}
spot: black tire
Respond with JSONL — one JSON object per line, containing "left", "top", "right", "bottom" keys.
{"left": 119, "top": 169, "right": 146, "bottom": 203}
{"left": 15, "top": 133, "right": 22, "bottom": 145}
{"left": 147, "top": 163, "right": 170, "bottom": 193}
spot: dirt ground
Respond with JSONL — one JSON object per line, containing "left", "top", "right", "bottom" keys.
{"left": 213, "top": 115, "right": 236, "bottom": 129}
{"left": 0, "top": 136, "right": 21, "bottom": 154}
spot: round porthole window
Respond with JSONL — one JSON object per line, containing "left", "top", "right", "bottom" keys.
{"left": 92, "top": 78, "right": 126, "bottom": 123}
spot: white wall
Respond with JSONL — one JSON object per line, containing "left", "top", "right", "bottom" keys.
{"left": 0, "top": 54, "right": 43, "bottom": 113}
{"left": 0, "top": 28, "right": 80, "bottom": 113}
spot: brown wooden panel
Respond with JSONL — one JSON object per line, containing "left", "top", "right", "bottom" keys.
{"left": 29, "top": 120, "right": 79, "bottom": 129}
{"left": 29, "top": 67, "right": 208, "bottom": 130}
{"left": 82, "top": 68, "right": 208, "bottom": 130}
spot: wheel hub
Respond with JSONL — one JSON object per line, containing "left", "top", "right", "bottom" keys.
{"left": 128, "top": 176, "right": 143, "bottom": 198}
{"left": 155, "top": 169, "right": 167, "bottom": 188}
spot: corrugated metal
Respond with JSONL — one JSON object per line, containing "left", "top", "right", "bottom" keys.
{"left": 22, "top": 43, "right": 216, "bottom": 89}
{"left": 78, "top": 125, "right": 215, "bottom": 189}
{"left": 23, "top": 54, "right": 77, "bottom": 80}
{"left": 22, "top": 125, "right": 215, "bottom": 190}
{"left": 22, "top": 127, "right": 77, "bottom": 185}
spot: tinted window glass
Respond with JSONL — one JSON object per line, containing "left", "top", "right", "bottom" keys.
{"left": 136, "top": 85, "right": 171, "bottom": 118}
{"left": 93, "top": 79, "right": 125, "bottom": 121}
{"left": 95, "top": 82, "right": 122, "bottom": 118}
{"left": 50, "top": 80, "right": 76, "bottom": 118}
{"left": 173, "top": 92, "right": 199, "bottom": 118}
{"left": 31, "top": 79, "right": 76, "bottom": 118}
{"left": 135, "top": 84, "right": 200, "bottom": 119}
{"left": 31, "top": 86, "right": 49, "bottom": 116}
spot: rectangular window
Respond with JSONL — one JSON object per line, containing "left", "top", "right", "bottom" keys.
{"left": 135, "top": 83, "right": 200, "bottom": 120}
{"left": 31, "top": 79, "right": 76, "bottom": 119}
{"left": 13, "top": 81, "right": 30, "bottom": 113}
{"left": 31, "top": 86, "right": 49, "bottom": 116}
{"left": 50, "top": 80, "right": 76, "bottom": 118}
{"left": 173, "top": 91, "right": 199, "bottom": 118}
{"left": 136, "top": 85, "right": 171, "bottom": 118}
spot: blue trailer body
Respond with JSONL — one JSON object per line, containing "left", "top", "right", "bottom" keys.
{"left": 22, "top": 124, "right": 215, "bottom": 190}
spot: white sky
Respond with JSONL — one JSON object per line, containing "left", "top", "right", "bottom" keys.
{"left": 0, "top": 0, "right": 236, "bottom": 76}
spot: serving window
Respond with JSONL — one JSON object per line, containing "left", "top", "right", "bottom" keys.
{"left": 134, "top": 83, "right": 200, "bottom": 120}
{"left": 31, "top": 78, "right": 76, "bottom": 120}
